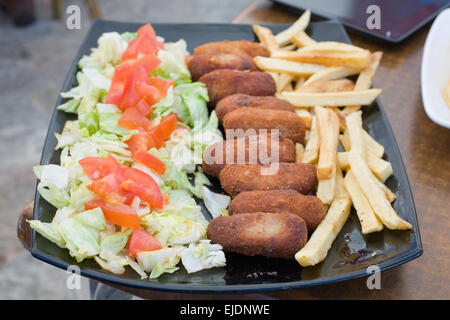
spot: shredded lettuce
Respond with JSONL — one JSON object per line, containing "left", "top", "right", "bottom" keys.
{"left": 100, "top": 230, "right": 131, "bottom": 255}
{"left": 121, "top": 32, "right": 137, "bottom": 42}
{"left": 180, "top": 240, "right": 226, "bottom": 273}
{"left": 202, "top": 186, "right": 231, "bottom": 219}
{"left": 136, "top": 248, "right": 181, "bottom": 278}
{"left": 153, "top": 48, "right": 190, "bottom": 81}
{"left": 28, "top": 220, "right": 66, "bottom": 248}
{"left": 30, "top": 29, "right": 228, "bottom": 279}
{"left": 142, "top": 212, "right": 206, "bottom": 247}
{"left": 173, "top": 82, "right": 209, "bottom": 127}
{"left": 37, "top": 182, "right": 71, "bottom": 209}
{"left": 30, "top": 207, "right": 107, "bottom": 262}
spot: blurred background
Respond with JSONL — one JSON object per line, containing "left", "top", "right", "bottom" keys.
{"left": 0, "top": 0, "right": 252, "bottom": 300}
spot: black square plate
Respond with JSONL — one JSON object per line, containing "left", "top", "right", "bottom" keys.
{"left": 32, "top": 20, "right": 423, "bottom": 294}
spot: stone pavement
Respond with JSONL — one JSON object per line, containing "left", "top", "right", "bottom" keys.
{"left": 0, "top": 0, "right": 251, "bottom": 299}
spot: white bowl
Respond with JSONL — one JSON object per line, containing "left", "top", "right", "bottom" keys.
{"left": 421, "top": 8, "right": 450, "bottom": 129}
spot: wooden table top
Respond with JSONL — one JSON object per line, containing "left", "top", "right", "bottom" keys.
{"left": 18, "top": 0, "right": 450, "bottom": 300}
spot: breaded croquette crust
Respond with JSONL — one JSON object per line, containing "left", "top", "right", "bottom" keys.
{"left": 219, "top": 163, "right": 318, "bottom": 197}
{"left": 215, "top": 94, "right": 295, "bottom": 123}
{"left": 198, "top": 70, "right": 276, "bottom": 105}
{"left": 193, "top": 40, "right": 270, "bottom": 58}
{"left": 206, "top": 212, "right": 307, "bottom": 259}
{"left": 228, "top": 190, "right": 326, "bottom": 231}
{"left": 202, "top": 134, "right": 295, "bottom": 177}
{"left": 188, "top": 53, "right": 258, "bottom": 81}
{"left": 222, "top": 107, "right": 306, "bottom": 143}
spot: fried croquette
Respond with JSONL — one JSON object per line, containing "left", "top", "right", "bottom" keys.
{"left": 206, "top": 212, "right": 307, "bottom": 259}
{"left": 198, "top": 70, "right": 276, "bottom": 105}
{"left": 215, "top": 94, "right": 295, "bottom": 123}
{"left": 188, "top": 53, "right": 258, "bottom": 81}
{"left": 219, "top": 163, "right": 318, "bottom": 197}
{"left": 222, "top": 107, "right": 306, "bottom": 143}
{"left": 228, "top": 190, "right": 326, "bottom": 231}
{"left": 194, "top": 40, "right": 270, "bottom": 58}
{"left": 202, "top": 134, "right": 295, "bottom": 178}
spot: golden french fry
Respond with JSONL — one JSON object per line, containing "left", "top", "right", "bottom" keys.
{"left": 283, "top": 82, "right": 294, "bottom": 92}
{"left": 294, "top": 76, "right": 306, "bottom": 91}
{"left": 304, "top": 129, "right": 310, "bottom": 144}
{"left": 277, "top": 73, "right": 295, "bottom": 92}
{"left": 303, "top": 66, "right": 360, "bottom": 86}
{"left": 252, "top": 24, "right": 279, "bottom": 53}
{"left": 340, "top": 128, "right": 384, "bottom": 158}
{"left": 297, "top": 41, "right": 366, "bottom": 53}
{"left": 316, "top": 107, "right": 340, "bottom": 180}
{"left": 291, "top": 31, "right": 316, "bottom": 48}
{"left": 254, "top": 56, "right": 325, "bottom": 76}
{"left": 294, "top": 109, "right": 312, "bottom": 128}
{"left": 281, "top": 89, "right": 381, "bottom": 107}
{"left": 334, "top": 109, "right": 347, "bottom": 132}
{"left": 267, "top": 71, "right": 279, "bottom": 85}
{"left": 367, "top": 156, "right": 393, "bottom": 182}
{"left": 302, "top": 116, "right": 319, "bottom": 164}
{"left": 272, "top": 49, "right": 372, "bottom": 69}
{"left": 317, "top": 161, "right": 337, "bottom": 205}
{"left": 348, "top": 152, "right": 411, "bottom": 230}
{"left": 370, "top": 169, "right": 396, "bottom": 202}
{"left": 275, "top": 9, "right": 311, "bottom": 46}
{"left": 338, "top": 152, "right": 393, "bottom": 182}
{"left": 295, "top": 143, "right": 304, "bottom": 163}
{"left": 363, "top": 130, "right": 384, "bottom": 158}
{"left": 295, "top": 171, "right": 351, "bottom": 267}
{"left": 280, "top": 44, "right": 296, "bottom": 51}
{"left": 335, "top": 166, "right": 348, "bottom": 199}
{"left": 344, "top": 170, "right": 384, "bottom": 234}
{"left": 342, "top": 52, "right": 383, "bottom": 115}
{"left": 298, "top": 79, "right": 355, "bottom": 93}
{"left": 340, "top": 131, "right": 351, "bottom": 151}
{"left": 345, "top": 110, "right": 365, "bottom": 156}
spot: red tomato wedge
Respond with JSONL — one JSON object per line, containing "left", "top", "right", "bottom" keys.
{"left": 106, "top": 54, "right": 161, "bottom": 107}
{"left": 122, "top": 34, "right": 161, "bottom": 61}
{"left": 105, "top": 60, "right": 136, "bottom": 106}
{"left": 119, "top": 166, "right": 163, "bottom": 208}
{"left": 128, "top": 229, "right": 162, "bottom": 257}
{"left": 149, "top": 113, "right": 178, "bottom": 149}
{"left": 118, "top": 107, "right": 152, "bottom": 131}
{"left": 136, "top": 24, "right": 164, "bottom": 50}
{"left": 85, "top": 200, "right": 140, "bottom": 230}
{"left": 88, "top": 172, "right": 126, "bottom": 203}
{"left": 136, "top": 81, "right": 160, "bottom": 106}
{"left": 118, "top": 166, "right": 159, "bottom": 188}
{"left": 135, "top": 99, "right": 152, "bottom": 117}
{"left": 121, "top": 192, "right": 136, "bottom": 206}
{"left": 125, "top": 130, "right": 155, "bottom": 154}
{"left": 121, "top": 180, "right": 163, "bottom": 209}
{"left": 79, "top": 154, "right": 121, "bottom": 180}
{"left": 133, "top": 151, "right": 166, "bottom": 175}
{"left": 133, "top": 54, "right": 161, "bottom": 74}
{"left": 121, "top": 66, "right": 149, "bottom": 110}
{"left": 148, "top": 77, "right": 174, "bottom": 98}
{"left": 137, "top": 24, "right": 157, "bottom": 38}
